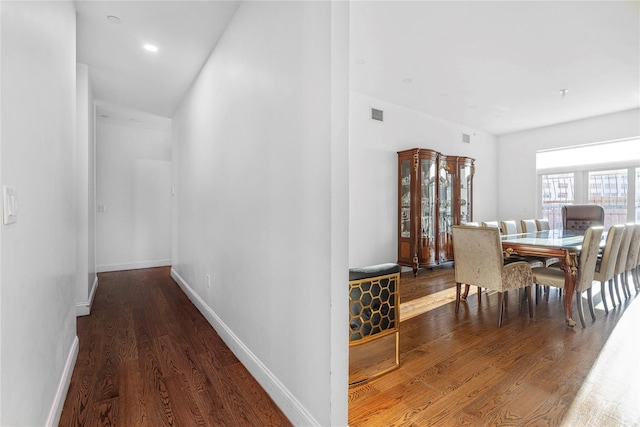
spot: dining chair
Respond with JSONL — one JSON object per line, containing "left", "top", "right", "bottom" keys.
{"left": 612, "top": 223, "right": 634, "bottom": 305}
{"left": 535, "top": 219, "right": 551, "bottom": 231}
{"left": 593, "top": 224, "right": 624, "bottom": 314}
{"left": 500, "top": 220, "right": 518, "bottom": 235}
{"left": 520, "top": 219, "right": 537, "bottom": 233}
{"left": 633, "top": 231, "right": 640, "bottom": 294}
{"left": 562, "top": 204, "right": 604, "bottom": 230}
{"left": 622, "top": 223, "right": 640, "bottom": 297}
{"left": 532, "top": 226, "right": 604, "bottom": 328}
{"left": 481, "top": 221, "right": 500, "bottom": 229}
{"left": 451, "top": 225, "right": 534, "bottom": 327}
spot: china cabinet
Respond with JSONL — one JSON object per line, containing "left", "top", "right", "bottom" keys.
{"left": 397, "top": 148, "right": 475, "bottom": 275}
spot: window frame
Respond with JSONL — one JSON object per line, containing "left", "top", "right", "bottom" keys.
{"left": 537, "top": 157, "right": 640, "bottom": 223}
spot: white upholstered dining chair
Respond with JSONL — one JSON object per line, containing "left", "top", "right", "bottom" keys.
{"left": 532, "top": 226, "right": 604, "bottom": 328}
{"left": 593, "top": 224, "right": 624, "bottom": 314}
{"left": 452, "top": 225, "right": 534, "bottom": 327}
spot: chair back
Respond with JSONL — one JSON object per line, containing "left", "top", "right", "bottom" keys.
{"left": 535, "top": 219, "right": 550, "bottom": 231}
{"left": 464, "top": 222, "right": 479, "bottom": 227}
{"left": 562, "top": 204, "right": 604, "bottom": 230}
{"left": 575, "top": 226, "right": 604, "bottom": 292}
{"left": 500, "top": 220, "right": 518, "bottom": 235}
{"left": 614, "top": 224, "right": 634, "bottom": 275}
{"left": 625, "top": 223, "right": 640, "bottom": 271}
{"left": 452, "top": 226, "right": 503, "bottom": 291}
{"left": 520, "top": 219, "right": 537, "bottom": 233}
{"left": 595, "top": 224, "right": 624, "bottom": 282}
{"left": 481, "top": 221, "right": 500, "bottom": 229}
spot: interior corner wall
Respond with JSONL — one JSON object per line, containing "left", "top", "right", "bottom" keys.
{"left": 1, "top": 2, "right": 78, "bottom": 426}
{"left": 76, "top": 63, "right": 97, "bottom": 312}
{"left": 496, "top": 108, "right": 640, "bottom": 222}
{"left": 171, "top": 2, "right": 345, "bottom": 425}
{"left": 95, "top": 114, "right": 172, "bottom": 272}
{"left": 348, "top": 92, "right": 499, "bottom": 268}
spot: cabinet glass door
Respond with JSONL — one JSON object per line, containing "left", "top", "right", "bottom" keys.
{"left": 439, "top": 162, "right": 454, "bottom": 262}
{"left": 400, "top": 159, "right": 411, "bottom": 238}
{"left": 420, "top": 158, "right": 436, "bottom": 264}
{"left": 459, "top": 160, "right": 473, "bottom": 223}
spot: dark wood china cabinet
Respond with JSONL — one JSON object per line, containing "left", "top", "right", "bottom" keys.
{"left": 398, "top": 148, "right": 475, "bottom": 275}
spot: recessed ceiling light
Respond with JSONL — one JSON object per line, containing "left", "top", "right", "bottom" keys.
{"left": 403, "top": 78, "right": 413, "bottom": 83}
{"left": 355, "top": 59, "right": 365, "bottom": 65}
{"left": 469, "top": 105, "right": 477, "bottom": 109}
{"left": 100, "top": 114, "right": 109, "bottom": 118}
{"left": 143, "top": 44, "right": 159, "bottom": 53}
{"left": 439, "top": 93, "right": 449, "bottom": 97}
{"left": 106, "top": 15, "right": 121, "bottom": 24}
{"left": 559, "top": 89, "right": 569, "bottom": 98}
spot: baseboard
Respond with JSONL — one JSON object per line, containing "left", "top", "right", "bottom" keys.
{"left": 97, "top": 259, "right": 171, "bottom": 273}
{"left": 76, "top": 275, "right": 98, "bottom": 316}
{"left": 46, "top": 335, "right": 79, "bottom": 427}
{"left": 170, "top": 268, "right": 319, "bottom": 427}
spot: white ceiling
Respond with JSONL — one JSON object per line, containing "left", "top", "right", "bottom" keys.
{"left": 351, "top": 1, "right": 640, "bottom": 135}
{"left": 75, "top": 0, "right": 240, "bottom": 118}
{"left": 76, "top": 1, "right": 640, "bottom": 135}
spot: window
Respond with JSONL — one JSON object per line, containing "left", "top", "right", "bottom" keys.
{"left": 588, "top": 169, "right": 627, "bottom": 229}
{"left": 537, "top": 138, "right": 640, "bottom": 228}
{"left": 541, "top": 173, "right": 574, "bottom": 229}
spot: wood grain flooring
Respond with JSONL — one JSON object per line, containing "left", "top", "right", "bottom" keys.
{"left": 59, "top": 267, "right": 291, "bottom": 427}
{"left": 349, "top": 264, "right": 640, "bottom": 426}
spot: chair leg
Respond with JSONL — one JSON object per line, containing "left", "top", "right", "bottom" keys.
{"left": 535, "top": 283, "right": 540, "bottom": 305}
{"left": 461, "top": 284, "right": 470, "bottom": 300}
{"left": 497, "top": 292, "right": 504, "bottom": 327}
{"left": 526, "top": 286, "right": 533, "bottom": 318}
{"left": 455, "top": 283, "right": 461, "bottom": 314}
{"left": 575, "top": 291, "right": 586, "bottom": 328}
{"left": 587, "top": 287, "right": 596, "bottom": 321}
{"left": 614, "top": 275, "right": 623, "bottom": 305}
{"left": 608, "top": 279, "right": 616, "bottom": 308}
{"left": 623, "top": 271, "right": 632, "bottom": 298}
{"left": 477, "top": 286, "right": 482, "bottom": 305}
{"left": 600, "top": 280, "right": 609, "bottom": 314}
{"left": 633, "top": 267, "right": 640, "bottom": 293}
{"left": 621, "top": 273, "right": 629, "bottom": 299}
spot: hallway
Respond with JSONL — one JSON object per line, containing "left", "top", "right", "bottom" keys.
{"left": 59, "top": 268, "right": 291, "bottom": 426}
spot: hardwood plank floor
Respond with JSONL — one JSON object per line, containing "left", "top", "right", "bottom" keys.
{"left": 59, "top": 267, "right": 291, "bottom": 427}
{"left": 349, "top": 265, "right": 640, "bottom": 426}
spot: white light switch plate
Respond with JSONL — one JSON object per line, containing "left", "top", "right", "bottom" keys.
{"left": 3, "top": 185, "right": 18, "bottom": 225}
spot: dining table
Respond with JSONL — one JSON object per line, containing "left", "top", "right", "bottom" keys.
{"left": 500, "top": 229, "right": 594, "bottom": 328}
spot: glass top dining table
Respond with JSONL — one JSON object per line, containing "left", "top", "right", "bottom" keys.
{"left": 501, "top": 229, "right": 596, "bottom": 327}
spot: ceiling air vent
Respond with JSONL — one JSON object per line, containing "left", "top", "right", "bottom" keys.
{"left": 371, "top": 108, "right": 384, "bottom": 122}
{"left": 462, "top": 133, "right": 471, "bottom": 144}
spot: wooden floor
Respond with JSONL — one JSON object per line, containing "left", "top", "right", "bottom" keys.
{"left": 59, "top": 267, "right": 291, "bottom": 427}
{"left": 349, "top": 265, "right": 640, "bottom": 426}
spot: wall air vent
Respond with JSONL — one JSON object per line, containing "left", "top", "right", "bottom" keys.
{"left": 371, "top": 108, "right": 384, "bottom": 122}
{"left": 462, "top": 133, "right": 471, "bottom": 144}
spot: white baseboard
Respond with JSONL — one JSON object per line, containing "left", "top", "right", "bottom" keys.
{"left": 97, "top": 259, "right": 171, "bottom": 273}
{"left": 46, "top": 335, "right": 79, "bottom": 427}
{"left": 76, "top": 275, "right": 98, "bottom": 316}
{"left": 170, "top": 268, "right": 318, "bottom": 427}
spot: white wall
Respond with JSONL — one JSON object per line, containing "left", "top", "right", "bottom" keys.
{"left": 497, "top": 108, "right": 640, "bottom": 222}
{"left": 76, "top": 63, "right": 97, "bottom": 315}
{"left": 349, "top": 91, "right": 499, "bottom": 268}
{"left": 171, "top": 2, "right": 348, "bottom": 425}
{"left": 96, "top": 110, "right": 171, "bottom": 272}
{"left": 0, "top": 2, "right": 78, "bottom": 426}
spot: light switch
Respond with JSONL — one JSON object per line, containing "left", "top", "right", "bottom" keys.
{"left": 98, "top": 205, "right": 105, "bottom": 213}
{"left": 3, "top": 185, "right": 17, "bottom": 225}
